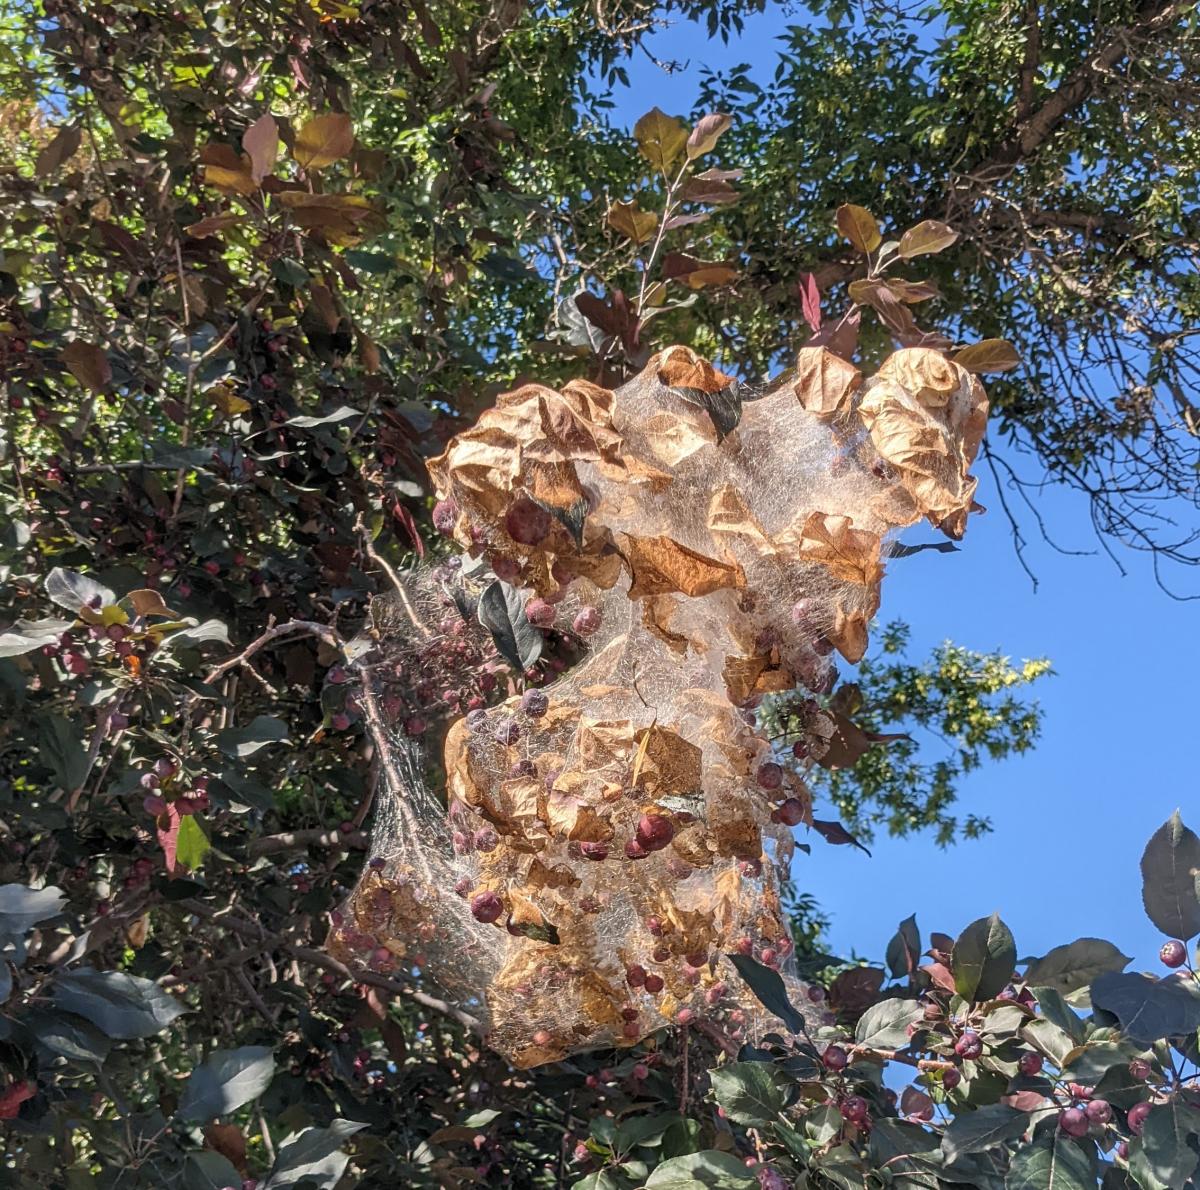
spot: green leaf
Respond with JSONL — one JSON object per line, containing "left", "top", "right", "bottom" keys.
{"left": 644, "top": 1150, "right": 757, "bottom": 1188}
{"left": 942, "top": 1104, "right": 1029, "bottom": 1162}
{"left": 52, "top": 970, "right": 188, "bottom": 1039}
{"left": 477, "top": 579, "right": 543, "bottom": 673}
{"left": 709, "top": 1062, "right": 789, "bottom": 1126}
{"left": 216, "top": 714, "right": 290, "bottom": 759}
{"left": 614, "top": 1112, "right": 685, "bottom": 1153}
{"left": 175, "top": 815, "right": 211, "bottom": 871}
{"left": 633, "top": 107, "right": 689, "bottom": 174}
{"left": 1090, "top": 972, "right": 1200, "bottom": 1045}
{"left": 1060, "top": 1040, "right": 1134, "bottom": 1085}
{"left": 285, "top": 405, "right": 362, "bottom": 429}
{"left": 45, "top": 567, "right": 115, "bottom": 614}
{"left": 37, "top": 715, "right": 89, "bottom": 793}
{"left": 886, "top": 913, "right": 921, "bottom": 979}
{"left": 1005, "top": 1129, "right": 1097, "bottom": 1189}
{"left": 178, "top": 1045, "right": 275, "bottom": 1122}
{"left": 0, "top": 617, "right": 75, "bottom": 658}
{"left": 1127, "top": 1099, "right": 1200, "bottom": 1189}
{"left": 272, "top": 257, "right": 310, "bottom": 288}
{"left": 184, "top": 1151, "right": 245, "bottom": 1190}
{"left": 27, "top": 1009, "right": 112, "bottom": 1065}
{"left": 262, "top": 1119, "right": 368, "bottom": 1189}
{"left": 854, "top": 996, "right": 923, "bottom": 1049}
{"left": 1024, "top": 938, "right": 1131, "bottom": 995}
{"left": 953, "top": 913, "right": 1017, "bottom": 1002}
{"left": 1140, "top": 811, "right": 1200, "bottom": 940}
{"left": 0, "top": 883, "right": 66, "bottom": 935}
{"left": 725, "top": 953, "right": 805, "bottom": 1033}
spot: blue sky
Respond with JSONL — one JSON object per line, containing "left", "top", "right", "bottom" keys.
{"left": 598, "top": 7, "right": 1196, "bottom": 975}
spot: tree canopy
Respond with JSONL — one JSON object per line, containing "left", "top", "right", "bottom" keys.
{"left": 0, "top": 1, "right": 1197, "bottom": 1187}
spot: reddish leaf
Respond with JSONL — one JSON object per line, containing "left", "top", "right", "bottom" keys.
{"left": 156, "top": 802, "right": 183, "bottom": 874}
{"left": 900, "top": 1086, "right": 934, "bottom": 1119}
{"left": 806, "top": 305, "right": 860, "bottom": 362}
{"left": 391, "top": 500, "right": 426, "bottom": 558}
{"left": 810, "top": 818, "right": 871, "bottom": 856}
{"left": 678, "top": 175, "right": 738, "bottom": 205}
{"left": 242, "top": 113, "right": 279, "bottom": 184}
{"left": 35, "top": 124, "right": 82, "bottom": 177}
{"left": 62, "top": 342, "right": 112, "bottom": 393}
{"left": 0, "top": 1080, "right": 34, "bottom": 1120}
{"left": 204, "top": 1123, "right": 247, "bottom": 1172}
{"left": 799, "top": 273, "right": 822, "bottom": 333}
{"left": 686, "top": 112, "right": 732, "bottom": 159}
{"left": 920, "top": 961, "right": 956, "bottom": 992}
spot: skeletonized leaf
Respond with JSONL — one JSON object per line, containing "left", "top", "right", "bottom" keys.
{"left": 62, "top": 341, "right": 112, "bottom": 392}
{"left": 953, "top": 338, "right": 1021, "bottom": 373}
{"left": 242, "top": 114, "right": 279, "bottom": 184}
{"left": 836, "top": 203, "right": 882, "bottom": 253}
{"left": 686, "top": 112, "right": 732, "bottom": 159}
{"left": 633, "top": 107, "right": 688, "bottom": 175}
{"left": 292, "top": 113, "right": 354, "bottom": 170}
{"left": 897, "top": 219, "right": 959, "bottom": 259}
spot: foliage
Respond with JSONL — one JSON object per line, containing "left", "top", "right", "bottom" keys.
{"left": 0, "top": 0, "right": 1191, "bottom": 1187}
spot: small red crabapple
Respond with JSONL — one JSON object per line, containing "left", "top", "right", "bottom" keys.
{"left": 532, "top": 1029, "right": 551, "bottom": 1046}
{"left": 1129, "top": 1058, "right": 1153, "bottom": 1081}
{"left": 840, "top": 1095, "right": 868, "bottom": 1123}
{"left": 432, "top": 498, "right": 458, "bottom": 535}
{"left": 632, "top": 1063, "right": 648, "bottom": 1080}
{"left": 676, "top": 1007, "right": 694, "bottom": 1025}
{"left": 469, "top": 891, "right": 503, "bottom": 923}
{"left": 635, "top": 813, "right": 674, "bottom": 852}
{"left": 1160, "top": 939, "right": 1187, "bottom": 968}
{"left": 1058, "top": 1108, "right": 1088, "bottom": 1137}
{"left": 954, "top": 1031, "right": 982, "bottom": 1060}
{"left": 1085, "top": 1099, "right": 1112, "bottom": 1124}
{"left": 822, "top": 1044, "right": 848, "bottom": 1071}
{"left": 573, "top": 606, "right": 601, "bottom": 635}
{"left": 1018, "top": 1052, "right": 1043, "bottom": 1077}
{"left": 643, "top": 973, "right": 664, "bottom": 994}
{"left": 625, "top": 965, "right": 646, "bottom": 988}
{"left": 524, "top": 597, "right": 555, "bottom": 627}
{"left": 1127, "top": 1102, "right": 1152, "bottom": 1135}
{"left": 756, "top": 762, "right": 783, "bottom": 790}
{"left": 331, "top": 713, "right": 351, "bottom": 731}
{"left": 942, "top": 1068, "right": 961, "bottom": 1091}
{"left": 775, "top": 798, "right": 806, "bottom": 826}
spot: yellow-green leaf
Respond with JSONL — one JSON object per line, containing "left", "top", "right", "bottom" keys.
{"left": 953, "top": 338, "right": 1022, "bottom": 373}
{"left": 606, "top": 200, "right": 658, "bottom": 244}
{"left": 898, "top": 219, "right": 959, "bottom": 259}
{"left": 836, "top": 203, "right": 882, "bottom": 253}
{"left": 62, "top": 342, "right": 112, "bottom": 393}
{"left": 176, "top": 814, "right": 211, "bottom": 870}
{"left": 633, "top": 107, "right": 688, "bottom": 175}
{"left": 292, "top": 112, "right": 354, "bottom": 170}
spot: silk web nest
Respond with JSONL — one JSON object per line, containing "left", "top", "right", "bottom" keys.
{"left": 328, "top": 344, "right": 989, "bottom": 1067}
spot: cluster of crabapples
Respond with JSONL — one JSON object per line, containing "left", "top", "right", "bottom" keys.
{"left": 139, "top": 757, "right": 210, "bottom": 820}
{"left": 38, "top": 596, "right": 160, "bottom": 682}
